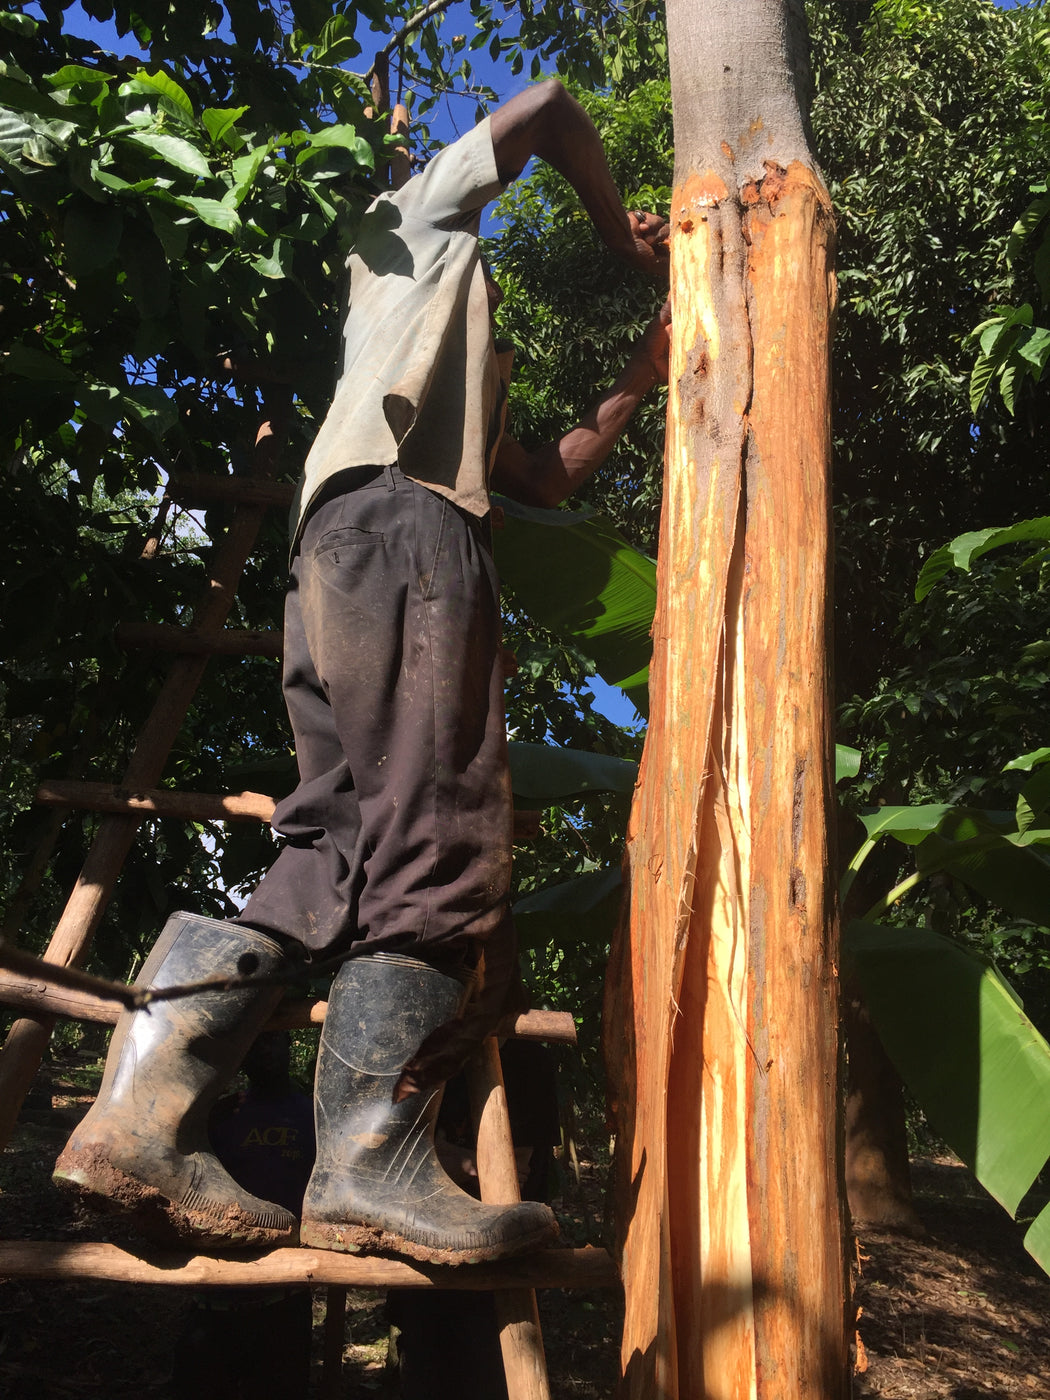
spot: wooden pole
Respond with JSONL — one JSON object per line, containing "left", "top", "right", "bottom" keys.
{"left": 0, "top": 398, "right": 290, "bottom": 1151}
{"left": 321, "top": 1285, "right": 347, "bottom": 1398}
{"left": 35, "top": 782, "right": 279, "bottom": 824}
{"left": 468, "top": 1038, "right": 551, "bottom": 1400}
{"left": 0, "top": 1241, "right": 619, "bottom": 1290}
{"left": 606, "top": 3, "right": 849, "bottom": 1396}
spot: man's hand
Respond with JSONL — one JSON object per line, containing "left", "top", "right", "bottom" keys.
{"left": 631, "top": 299, "right": 672, "bottom": 386}
{"left": 625, "top": 212, "right": 671, "bottom": 275}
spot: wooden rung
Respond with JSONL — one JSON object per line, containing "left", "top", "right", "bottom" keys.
{"left": 36, "top": 781, "right": 276, "bottom": 824}
{"left": 35, "top": 780, "right": 544, "bottom": 844}
{"left": 0, "top": 966, "right": 578, "bottom": 1047}
{"left": 0, "top": 1241, "right": 619, "bottom": 1291}
{"left": 118, "top": 621, "right": 283, "bottom": 659}
{"left": 167, "top": 474, "right": 296, "bottom": 510}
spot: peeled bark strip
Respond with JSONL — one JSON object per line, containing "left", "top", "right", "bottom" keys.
{"left": 606, "top": 3, "right": 849, "bottom": 1395}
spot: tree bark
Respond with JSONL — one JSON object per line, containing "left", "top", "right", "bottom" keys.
{"left": 605, "top": 3, "right": 849, "bottom": 1396}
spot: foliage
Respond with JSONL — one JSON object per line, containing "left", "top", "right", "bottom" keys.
{"left": 842, "top": 510, "right": 1050, "bottom": 1272}
{"left": 0, "top": 0, "right": 658, "bottom": 1085}
{"left": 969, "top": 179, "right": 1050, "bottom": 414}
{"left": 842, "top": 794, "right": 1050, "bottom": 1275}
{"left": 806, "top": 0, "right": 1050, "bottom": 703}
{"left": 497, "top": 497, "right": 657, "bottom": 716}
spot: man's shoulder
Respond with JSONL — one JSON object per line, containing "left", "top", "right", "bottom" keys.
{"left": 379, "top": 116, "right": 501, "bottom": 228}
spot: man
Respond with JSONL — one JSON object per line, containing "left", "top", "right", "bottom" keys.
{"left": 55, "top": 80, "right": 669, "bottom": 1264}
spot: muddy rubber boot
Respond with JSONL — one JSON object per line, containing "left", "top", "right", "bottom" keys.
{"left": 53, "top": 912, "right": 298, "bottom": 1249}
{"left": 299, "top": 952, "right": 558, "bottom": 1265}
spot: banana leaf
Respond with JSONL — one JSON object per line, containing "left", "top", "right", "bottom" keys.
{"left": 512, "top": 867, "right": 622, "bottom": 954}
{"left": 845, "top": 920, "right": 1050, "bottom": 1276}
{"left": 508, "top": 742, "right": 637, "bottom": 807}
{"left": 495, "top": 496, "right": 656, "bottom": 717}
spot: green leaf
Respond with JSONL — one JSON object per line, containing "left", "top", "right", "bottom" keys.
{"left": 915, "top": 518, "right": 1050, "bottom": 601}
{"left": 299, "top": 124, "right": 374, "bottom": 170}
{"left": 230, "top": 145, "right": 268, "bottom": 205}
{"left": 202, "top": 105, "right": 249, "bottom": 147}
{"left": 118, "top": 71, "right": 195, "bottom": 125}
{"left": 495, "top": 497, "right": 656, "bottom": 718}
{"left": 513, "top": 867, "right": 621, "bottom": 953}
{"left": 1006, "top": 191, "right": 1050, "bottom": 266}
{"left": 836, "top": 744, "right": 862, "bottom": 783}
{"left": 46, "top": 65, "right": 111, "bottom": 93}
{"left": 1016, "top": 325, "right": 1050, "bottom": 374}
{"left": 1004, "top": 748, "right": 1050, "bottom": 774}
{"left": 122, "top": 130, "right": 211, "bottom": 179}
{"left": 175, "top": 195, "right": 241, "bottom": 235}
{"left": 914, "top": 820, "right": 1050, "bottom": 926}
{"left": 856, "top": 803, "right": 955, "bottom": 844}
{"left": 846, "top": 920, "right": 1050, "bottom": 1265}
{"left": 3, "top": 344, "right": 77, "bottom": 382}
{"left": 1024, "top": 1202, "right": 1050, "bottom": 1278}
{"left": 969, "top": 350, "right": 997, "bottom": 416}
{"left": 508, "top": 742, "right": 637, "bottom": 806}
{"left": 0, "top": 10, "right": 37, "bottom": 35}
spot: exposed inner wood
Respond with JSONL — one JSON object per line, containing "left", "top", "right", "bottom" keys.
{"left": 608, "top": 159, "right": 846, "bottom": 1399}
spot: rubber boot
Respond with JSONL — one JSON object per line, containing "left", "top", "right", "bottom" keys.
{"left": 300, "top": 952, "right": 558, "bottom": 1265}
{"left": 53, "top": 911, "right": 298, "bottom": 1248}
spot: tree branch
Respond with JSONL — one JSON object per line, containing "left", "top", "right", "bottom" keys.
{"left": 367, "top": 0, "right": 459, "bottom": 80}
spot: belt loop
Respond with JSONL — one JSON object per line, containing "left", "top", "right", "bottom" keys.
{"left": 384, "top": 464, "right": 396, "bottom": 491}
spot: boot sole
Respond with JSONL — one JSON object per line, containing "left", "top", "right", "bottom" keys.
{"left": 53, "top": 1145, "right": 298, "bottom": 1250}
{"left": 298, "top": 1214, "right": 559, "bottom": 1266}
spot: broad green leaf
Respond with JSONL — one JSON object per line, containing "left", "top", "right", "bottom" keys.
{"left": 175, "top": 196, "right": 241, "bottom": 235}
{"left": 513, "top": 867, "right": 621, "bottom": 953}
{"left": 969, "top": 350, "right": 997, "bottom": 416}
{"left": 230, "top": 146, "right": 268, "bottom": 205}
{"left": 202, "top": 105, "right": 248, "bottom": 147}
{"left": 307, "top": 14, "right": 363, "bottom": 66}
{"left": 846, "top": 920, "right": 1050, "bottom": 1257}
{"left": 1016, "top": 325, "right": 1050, "bottom": 374}
{"left": 1004, "top": 748, "right": 1050, "bottom": 774}
{"left": 119, "top": 71, "right": 195, "bottom": 125}
{"left": 46, "top": 65, "right": 110, "bottom": 93}
{"left": 121, "top": 384, "right": 178, "bottom": 437}
{"left": 915, "top": 824, "right": 1050, "bottom": 925}
{"left": 1025, "top": 1202, "right": 1050, "bottom": 1278}
{"left": 856, "top": 803, "right": 955, "bottom": 844}
{"left": 495, "top": 497, "right": 656, "bottom": 718}
{"left": 3, "top": 344, "right": 77, "bottom": 382}
{"left": 836, "top": 744, "right": 861, "bottom": 783}
{"left": 1006, "top": 190, "right": 1050, "bottom": 265}
{"left": 508, "top": 742, "right": 637, "bottom": 806}
{"left": 915, "top": 518, "right": 1050, "bottom": 601}
{"left": 0, "top": 10, "right": 36, "bottom": 35}
{"left": 252, "top": 243, "right": 287, "bottom": 278}
{"left": 299, "top": 124, "right": 374, "bottom": 170}
{"left": 122, "top": 130, "right": 211, "bottom": 179}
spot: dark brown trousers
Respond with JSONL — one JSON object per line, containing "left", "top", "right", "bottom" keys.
{"left": 237, "top": 467, "right": 515, "bottom": 981}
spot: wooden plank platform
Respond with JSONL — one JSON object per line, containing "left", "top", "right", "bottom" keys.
{"left": 0, "top": 1241, "right": 619, "bottom": 1291}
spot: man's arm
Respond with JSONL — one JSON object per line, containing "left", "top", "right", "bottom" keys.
{"left": 490, "top": 302, "right": 671, "bottom": 509}
{"left": 489, "top": 81, "right": 668, "bottom": 274}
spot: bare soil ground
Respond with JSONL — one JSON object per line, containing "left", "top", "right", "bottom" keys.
{"left": 1, "top": 1060, "right": 1048, "bottom": 1397}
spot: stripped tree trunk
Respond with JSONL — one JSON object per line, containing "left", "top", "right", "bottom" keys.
{"left": 605, "top": 2, "right": 849, "bottom": 1396}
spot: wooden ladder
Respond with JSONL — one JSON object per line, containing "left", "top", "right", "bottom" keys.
{"left": 0, "top": 401, "right": 618, "bottom": 1397}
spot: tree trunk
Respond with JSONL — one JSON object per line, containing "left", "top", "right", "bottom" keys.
{"left": 843, "top": 978, "right": 924, "bottom": 1234}
{"left": 605, "top": 3, "right": 849, "bottom": 1395}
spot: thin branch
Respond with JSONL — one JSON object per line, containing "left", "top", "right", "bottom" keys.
{"left": 368, "top": 0, "right": 458, "bottom": 79}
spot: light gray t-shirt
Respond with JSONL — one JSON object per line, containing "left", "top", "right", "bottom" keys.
{"left": 291, "top": 118, "right": 507, "bottom": 550}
